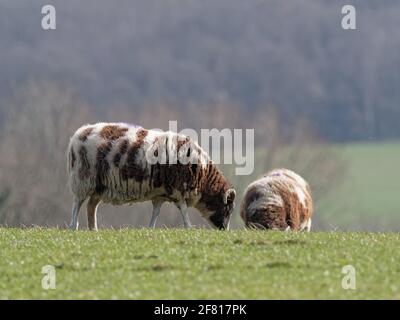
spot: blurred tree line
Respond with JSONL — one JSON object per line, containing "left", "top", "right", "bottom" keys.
{"left": 0, "top": 0, "right": 399, "bottom": 141}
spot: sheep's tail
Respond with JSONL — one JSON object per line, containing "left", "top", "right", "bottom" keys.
{"left": 66, "top": 138, "right": 80, "bottom": 198}
{"left": 66, "top": 139, "right": 75, "bottom": 176}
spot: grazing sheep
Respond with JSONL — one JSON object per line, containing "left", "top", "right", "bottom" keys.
{"left": 67, "top": 123, "right": 235, "bottom": 230}
{"left": 240, "top": 169, "right": 313, "bottom": 231}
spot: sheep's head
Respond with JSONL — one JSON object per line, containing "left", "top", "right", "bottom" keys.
{"left": 245, "top": 204, "right": 286, "bottom": 230}
{"left": 198, "top": 188, "right": 236, "bottom": 230}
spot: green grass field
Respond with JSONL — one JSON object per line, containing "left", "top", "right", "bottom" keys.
{"left": 1, "top": 228, "right": 400, "bottom": 299}
{"left": 1, "top": 143, "right": 399, "bottom": 299}
{"left": 318, "top": 142, "right": 400, "bottom": 230}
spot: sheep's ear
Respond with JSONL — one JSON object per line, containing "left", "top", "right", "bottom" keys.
{"left": 224, "top": 188, "right": 236, "bottom": 205}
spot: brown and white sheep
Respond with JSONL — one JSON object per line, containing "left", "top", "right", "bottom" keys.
{"left": 240, "top": 169, "right": 313, "bottom": 231}
{"left": 67, "top": 122, "right": 236, "bottom": 230}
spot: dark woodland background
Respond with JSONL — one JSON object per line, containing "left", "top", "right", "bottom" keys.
{"left": 0, "top": 0, "right": 399, "bottom": 229}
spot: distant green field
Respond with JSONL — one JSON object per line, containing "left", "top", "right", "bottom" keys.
{"left": 318, "top": 142, "right": 400, "bottom": 231}
{"left": 1, "top": 228, "right": 400, "bottom": 299}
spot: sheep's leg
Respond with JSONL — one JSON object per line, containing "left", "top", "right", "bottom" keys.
{"left": 149, "top": 200, "right": 163, "bottom": 228}
{"left": 288, "top": 208, "right": 300, "bottom": 231}
{"left": 177, "top": 202, "right": 192, "bottom": 229}
{"left": 299, "top": 218, "right": 312, "bottom": 232}
{"left": 305, "top": 218, "right": 312, "bottom": 232}
{"left": 69, "top": 199, "right": 84, "bottom": 230}
{"left": 87, "top": 196, "right": 101, "bottom": 231}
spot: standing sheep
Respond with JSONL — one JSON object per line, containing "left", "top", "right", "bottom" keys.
{"left": 240, "top": 169, "right": 313, "bottom": 231}
{"left": 67, "top": 123, "right": 236, "bottom": 230}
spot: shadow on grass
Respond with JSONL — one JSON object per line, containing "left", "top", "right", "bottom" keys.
{"left": 265, "top": 261, "right": 292, "bottom": 269}
{"left": 273, "top": 239, "right": 308, "bottom": 246}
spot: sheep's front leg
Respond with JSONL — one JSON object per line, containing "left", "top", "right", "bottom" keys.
{"left": 87, "top": 196, "right": 101, "bottom": 231}
{"left": 149, "top": 200, "right": 163, "bottom": 228}
{"left": 177, "top": 201, "right": 192, "bottom": 229}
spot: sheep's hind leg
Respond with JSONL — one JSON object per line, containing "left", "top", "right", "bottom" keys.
{"left": 87, "top": 196, "right": 101, "bottom": 231}
{"left": 305, "top": 218, "right": 312, "bottom": 232}
{"left": 176, "top": 202, "right": 192, "bottom": 229}
{"left": 149, "top": 200, "right": 163, "bottom": 228}
{"left": 69, "top": 198, "right": 84, "bottom": 230}
{"left": 300, "top": 218, "right": 312, "bottom": 232}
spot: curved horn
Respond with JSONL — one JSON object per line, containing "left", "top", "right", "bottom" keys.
{"left": 224, "top": 188, "right": 236, "bottom": 205}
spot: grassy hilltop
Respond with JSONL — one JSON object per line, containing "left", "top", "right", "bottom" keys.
{"left": 1, "top": 228, "right": 399, "bottom": 299}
